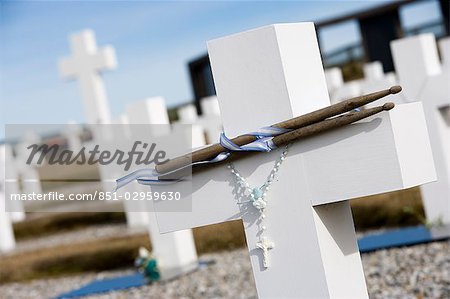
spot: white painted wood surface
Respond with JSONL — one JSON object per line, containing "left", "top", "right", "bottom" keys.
{"left": 154, "top": 23, "right": 435, "bottom": 298}
{"left": 59, "top": 29, "right": 115, "bottom": 124}
{"left": 392, "top": 33, "right": 450, "bottom": 224}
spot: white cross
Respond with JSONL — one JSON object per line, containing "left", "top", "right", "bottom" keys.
{"left": 256, "top": 237, "right": 275, "bottom": 268}
{"left": 360, "top": 62, "right": 402, "bottom": 107}
{"left": 154, "top": 23, "right": 435, "bottom": 298}
{"left": 330, "top": 80, "right": 362, "bottom": 104}
{"left": 199, "top": 96, "right": 223, "bottom": 144}
{"left": 0, "top": 144, "right": 17, "bottom": 252}
{"left": 2, "top": 143, "right": 26, "bottom": 223}
{"left": 64, "top": 121, "right": 83, "bottom": 151}
{"left": 439, "top": 37, "right": 450, "bottom": 69}
{"left": 176, "top": 99, "right": 222, "bottom": 145}
{"left": 324, "top": 67, "right": 344, "bottom": 97}
{"left": 391, "top": 33, "right": 450, "bottom": 224}
{"left": 15, "top": 131, "right": 43, "bottom": 196}
{"left": 59, "top": 29, "right": 116, "bottom": 124}
{"left": 124, "top": 97, "right": 199, "bottom": 280}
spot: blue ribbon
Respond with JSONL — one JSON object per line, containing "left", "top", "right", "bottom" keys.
{"left": 115, "top": 126, "right": 291, "bottom": 190}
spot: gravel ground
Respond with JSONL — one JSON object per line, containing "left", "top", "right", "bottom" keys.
{"left": 1, "top": 240, "right": 449, "bottom": 299}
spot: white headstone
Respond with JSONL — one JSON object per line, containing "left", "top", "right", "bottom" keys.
{"left": 2, "top": 144, "right": 25, "bottom": 222}
{"left": 59, "top": 29, "right": 116, "bottom": 124}
{"left": 64, "top": 121, "right": 83, "bottom": 151}
{"left": 360, "top": 62, "right": 402, "bottom": 107}
{"left": 392, "top": 33, "right": 450, "bottom": 224}
{"left": 0, "top": 192, "right": 15, "bottom": 253}
{"left": 331, "top": 80, "right": 362, "bottom": 104}
{"left": 101, "top": 114, "right": 146, "bottom": 229}
{"left": 391, "top": 34, "right": 441, "bottom": 101}
{"left": 178, "top": 104, "right": 198, "bottom": 123}
{"left": 16, "top": 131, "right": 43, "bottom": 196}
{"left": 324, "top": 67, "right": 344, "bottom": 96}
{"left": 363, "top": 61, "right": 384, "bottom": 80}
{"left": 175, "top": 104, "right": 208, "bottom": 148}
{"left": 200, "top": 95, "right": 220, "bottom": 116}
{"left": 199, "top": 96, "right": 223, "bottom": 144}
{"left": 0, "top": 145, "right": 16, "bottom": 252}
{"left": 126, "top": 97, "right": 170, "bottom": 137}
{"left": 439, "top": 37, "right": 450, "bottom": 68}
{"left": 126, "top": 97, "right": 198, "bottom": 279}
{"left": 154, "top": 23, "right": 435, "bottom": 298}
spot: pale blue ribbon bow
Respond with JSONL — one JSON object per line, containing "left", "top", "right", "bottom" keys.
{"left": 115, "top": 126, "right": 291, "bottom": 190}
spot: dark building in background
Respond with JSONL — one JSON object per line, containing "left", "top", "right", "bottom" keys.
{"left": 188, "top": 0, "right": 449, "bottom": 114}
{"left": 440, "top": 0, "right": 449, "bottom": 34}
{"left": 316, "top": 1, "right": 407, "bottom": 73}
{"left": 188, "top": 55, "right": 216, "bottom": 115}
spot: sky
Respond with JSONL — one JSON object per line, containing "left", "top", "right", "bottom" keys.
{"left": 0, "top": 0, "right": 443, "bottom": 139}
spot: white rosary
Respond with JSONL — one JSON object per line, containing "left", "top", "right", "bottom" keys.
{"left": 228, "top": 145, "right": 289, "bottom": 268}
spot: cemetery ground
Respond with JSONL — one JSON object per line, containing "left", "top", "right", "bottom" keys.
{"left": 1, "top": 187, "right": 449, "bottom": 298}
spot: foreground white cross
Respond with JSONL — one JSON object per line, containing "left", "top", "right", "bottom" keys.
{"left": 391, "top": 33, "right": 450, "bottom": 224}
{"left": 59, "top": 29, "right": 116, "bottom": 124}
{"left": 154, "top": 23, "right": 435, "bottom": 298}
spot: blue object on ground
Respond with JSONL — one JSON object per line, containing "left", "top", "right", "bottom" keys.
{"left": 55, "top": 273, "right": 147, "bottom": 299}
{"left": 56, "top": 260, "right": 213, "bottom": 299}
{"left": 358, "top": 225, "right": 450, "bottom": 253}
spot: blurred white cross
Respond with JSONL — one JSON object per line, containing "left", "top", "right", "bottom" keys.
{"left": 59, "top": 29, "right": 116, "bottom": 124}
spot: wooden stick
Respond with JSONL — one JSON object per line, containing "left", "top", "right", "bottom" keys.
{"left": 156, "top": 86, "right": 401, "bottom": 174}
{"left": 185, "top": 103, "right": 395, "bottom": 174}
{"left": 272, "top": 103, "right": 395, "bottom": 146}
